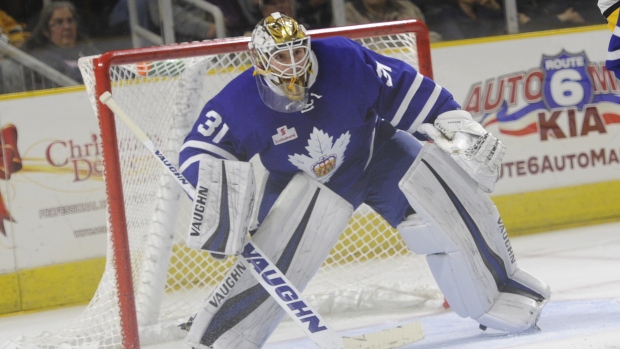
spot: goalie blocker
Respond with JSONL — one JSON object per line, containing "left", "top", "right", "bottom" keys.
{"left": 187, "top": 157, "right": 255, "bottom": 255}
{"left": 398, "top": 143, "right": 550, "bottom": 332}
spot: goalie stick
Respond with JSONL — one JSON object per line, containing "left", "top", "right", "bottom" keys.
{"left": 99, "top": 91, "right": 424, "bottom": 349}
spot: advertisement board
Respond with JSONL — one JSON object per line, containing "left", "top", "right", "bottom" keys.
{"left": 432, "top": 27, "right": 620, "bottom": 195}
{"left": 0, "top": 89, "right": 107, "bottom": 270}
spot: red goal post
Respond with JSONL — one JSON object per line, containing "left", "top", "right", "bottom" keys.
{"left": 2, "top": 20, "right": 440, "bottom": 349}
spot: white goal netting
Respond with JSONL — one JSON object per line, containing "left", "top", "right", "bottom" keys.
{"left": 3, "top": 21, "right": 441, "bottom": 349}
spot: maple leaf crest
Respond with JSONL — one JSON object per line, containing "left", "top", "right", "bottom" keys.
{"left": 288, "top": 127, "right": 350, "bottom": 183}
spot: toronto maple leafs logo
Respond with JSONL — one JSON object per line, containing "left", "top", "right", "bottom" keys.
{"left": 288, "top": 127, "right": 350, "bottom": 183}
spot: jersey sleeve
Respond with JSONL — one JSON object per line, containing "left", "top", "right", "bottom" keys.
{"left": 599, "top": 0, "right": 620, "bottom": 78}
{"left": 179, "top": 99, "right": 253, "bottom": 188}
{"left": 354, "top": 40, "right": 462, "bottom": 134}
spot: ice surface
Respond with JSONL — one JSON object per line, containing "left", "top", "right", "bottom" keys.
{"left": 1, "top": 222, "right": 619, "bottom": 349}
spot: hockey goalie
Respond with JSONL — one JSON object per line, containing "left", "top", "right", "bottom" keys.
{"left": 177, "top": 12, "right": 550, "bottom": 349}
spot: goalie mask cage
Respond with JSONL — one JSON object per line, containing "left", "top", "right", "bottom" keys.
{"left": 5, "top": 20, "right": 442, "bottom": 349}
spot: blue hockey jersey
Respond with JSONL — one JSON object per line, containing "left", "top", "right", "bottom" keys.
{"left": 180, "top": 36, "right": 461, "bottom": 207}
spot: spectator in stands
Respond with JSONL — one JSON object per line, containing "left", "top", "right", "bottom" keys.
{"left": 434, "top": 0, "right": 505, "bottom": 41}
{"left": 297, "top": 0, "right": 333, "bottom": 28}
{"left": 147, "top": 0, "right": 217, "bottom": 42}
{"left": 23, "top": 1, "right": 99, "bottom": 85}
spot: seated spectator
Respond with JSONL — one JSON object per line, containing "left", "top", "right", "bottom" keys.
{"left": 148, "top": 0, "right": 217, "bottom": 42}
{"left": 434, "top": 0, "right": 504, "bottom": 41}
{"left": 23, "top": 1, "right": 99, "bottom": 85}
{"left": 297, "top": 0, "right": 333, "bottom": 28}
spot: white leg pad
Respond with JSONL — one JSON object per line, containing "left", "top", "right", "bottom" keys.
{"left": 397, "top": 143, "right": 550, "bottom": 332}
{"left": 186, "top": 173, "right": 353, "bottom": 349}
{"left": 476, "top": 268, "right": 551, "bottom": 331}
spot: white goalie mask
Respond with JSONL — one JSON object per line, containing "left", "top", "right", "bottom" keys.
{"left": 248, "top": 12, "right": 313, "bottom": 113}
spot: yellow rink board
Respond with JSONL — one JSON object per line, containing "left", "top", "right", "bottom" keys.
{"left": 1, "top": 180, "right": 619, "bottom": 315}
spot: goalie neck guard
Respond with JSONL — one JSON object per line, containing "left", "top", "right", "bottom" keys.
{"left": 249, "top": 12, "right": 314, "bottom": 113}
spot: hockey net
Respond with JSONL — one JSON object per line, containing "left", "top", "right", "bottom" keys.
{"left": 4, "top": 20, "right": 442, "bottom": 349}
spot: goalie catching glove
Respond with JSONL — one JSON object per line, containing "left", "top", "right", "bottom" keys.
{"left": 418, "top": 110, "right": 505, "bottom": 193}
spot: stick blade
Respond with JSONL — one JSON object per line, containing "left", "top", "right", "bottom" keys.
{"left": 343, "top": 321, "right": 425, "bottom": 349}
